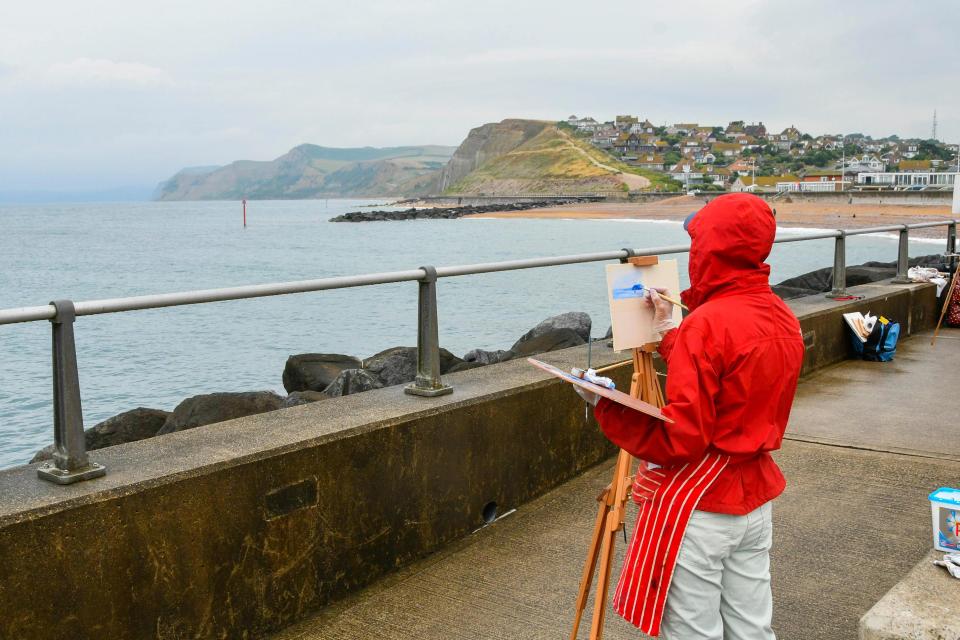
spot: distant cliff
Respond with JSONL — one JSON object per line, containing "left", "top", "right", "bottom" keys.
{"left": 440, "top": 120, "right": 631, "bottom": 195}
{"left": 436, "top": 119, "right": 550, "bottom": 192}
{"left": 154, "top": 145, "right": 456, "bottom": 200}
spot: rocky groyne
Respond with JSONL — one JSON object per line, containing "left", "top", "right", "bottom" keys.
{"left": 329, "top": 198, "right": 597, "bottom": 222}
{"left": 30, "top": 312, "right": 597, "bottom": 463}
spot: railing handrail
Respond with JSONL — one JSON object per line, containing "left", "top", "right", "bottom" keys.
{"left": 9, "top": 216, "right": 959, "bottom": 484}
{"left": 3, "top": 219, "right": 955, "bottom": 328}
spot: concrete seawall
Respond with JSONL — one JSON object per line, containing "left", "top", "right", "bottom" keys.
{"left": 0, "top": 280, "right": 939, "bottom": 639}
{"left": 422, "top": 190, "right": 954, "bottom": 209}
{"left": 760, "top": 190, "right": 954, "bottom": 207}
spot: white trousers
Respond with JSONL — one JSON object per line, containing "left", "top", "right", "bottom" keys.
{"left": 659, "top": 502, "right": 776, "bottom": 640}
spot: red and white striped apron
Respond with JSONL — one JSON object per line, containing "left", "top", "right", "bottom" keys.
{"left": 612, "top": 452, "right": 731, "bottom": 637}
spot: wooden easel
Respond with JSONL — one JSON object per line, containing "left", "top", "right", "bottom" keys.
{"left": 570, "top": 256, "right": 668, "bottom": 640}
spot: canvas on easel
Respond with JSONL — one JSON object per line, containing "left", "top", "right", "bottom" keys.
{"left": 605, "top": 259, "right": 682, "bottom": 351}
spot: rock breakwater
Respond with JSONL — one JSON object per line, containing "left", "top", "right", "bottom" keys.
{"left": 29, "top": 312, "right": 595, "bottom": 461}
{"left": 329, "top": 199, "right": 597, "bottom": 222}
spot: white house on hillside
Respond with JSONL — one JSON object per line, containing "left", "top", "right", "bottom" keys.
{"left": 842, "top": 155, "right": 885, "bottom": 173}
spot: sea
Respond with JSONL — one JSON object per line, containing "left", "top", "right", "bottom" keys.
{"left": 0, "top": 199, "right": 946, "bottom": 468}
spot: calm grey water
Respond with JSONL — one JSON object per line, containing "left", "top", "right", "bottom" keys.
{"left": 0, "top": 199, "right": 943, "bottom": 468}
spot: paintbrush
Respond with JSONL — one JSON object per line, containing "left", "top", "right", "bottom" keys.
{"left": 652, "top": 290, "right": 688, "bottom": 311}
{"left": 612, "top": 282, "right": 687, "bottom": 311}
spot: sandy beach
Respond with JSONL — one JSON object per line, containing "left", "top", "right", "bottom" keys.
{"left": 469, "top": 195, "right": 956, "bottom": 239}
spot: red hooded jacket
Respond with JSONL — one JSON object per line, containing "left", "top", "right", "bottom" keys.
{"left": 594, "top": 193, "right": 805, "bottom": 515}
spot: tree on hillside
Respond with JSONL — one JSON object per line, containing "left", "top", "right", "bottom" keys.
{"left": 843, "top": 143, "right": 863, "bottom": 155}
{"left": 805, "top": 149, "right": 838, "bottom": 168}
{"left": 917, "top": 140, "right": 951, "bottom": 160}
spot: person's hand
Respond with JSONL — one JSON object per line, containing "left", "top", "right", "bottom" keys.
{"left": 574, "top": 384, "right": 600, "bottom": 406}
{"left": 646, "top": 288, "right": 677, "bottom": 338}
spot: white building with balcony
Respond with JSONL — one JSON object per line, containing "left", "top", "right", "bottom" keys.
{"left": 856, "top": 172, "right": 957, "bottom": 189}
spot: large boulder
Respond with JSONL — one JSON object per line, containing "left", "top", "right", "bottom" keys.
{"left": 282, "top": 353, "right": 362, "bottom": 393}
{"left": 30, "top": 407, "right": 169, "bottom": 463}
{"left": 281, "top": 390, "right": 330, "bottom": 408}
{"left": 510, "top": 328, "right": 586, "bottom": 357}
{"left": 157, "top": 391, "right": 285, "bottom": 435}
{"left": 511, "top": 312, "right": 592, "bottom": 349}
{"left": 772, "top": 254, "right": 950, "bottom": 300}
{"left": 772, "top": 267, "right": 833, "bottom": 299}
{"left": 463, "top": 348, "right": 513, "bottom": 365}
{"left": 362, "top": 346, "right": 463, "bottom": 386}
{"left": 846, "top": 265, "right": 897, "bottom": 287}
{"left": 446, "top": 361, "right": 486, "bottom": 374}
{"left": 323, "top": 369, "right": 385, "bottom": 396}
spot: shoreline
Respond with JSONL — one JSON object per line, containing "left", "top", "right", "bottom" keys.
{"left": 466, "top": 198, "right": 956, "bottom": 239}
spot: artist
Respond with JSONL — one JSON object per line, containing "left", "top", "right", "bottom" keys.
{"left": 576, "top": 193, "right": 804, "bottom": 639}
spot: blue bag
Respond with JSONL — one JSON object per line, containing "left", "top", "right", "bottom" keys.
{"left": 851, "top": 320, "right": 900, "bottom": 362}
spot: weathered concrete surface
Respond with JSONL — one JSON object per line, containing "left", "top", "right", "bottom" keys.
{"left": 859, "top": 550, "right": 960, "bottom": 640}
{"left": 788, "top": 329, "right": 960, "bottom": 459}
{"left": 273, "top": 440, "right": 960, "bottom": 640}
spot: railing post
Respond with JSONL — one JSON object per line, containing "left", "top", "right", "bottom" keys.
{"left": 36, "top": 300, "right": 106, "bottom": 484}
{"left": 826, "top": 231, "right": 847, "bottom": 298}
{"left": 405, "top": 267, "right": 453, "bottom": 397}
{"left": 948, "top": 220, "right": 957, "bottom": 256}
{"left": 892, "top": 225, "right": 912, "bottom": 284}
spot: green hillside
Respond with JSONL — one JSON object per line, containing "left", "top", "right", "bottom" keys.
{"left": 444, "top": 124, "right": 675, "bottom": 194}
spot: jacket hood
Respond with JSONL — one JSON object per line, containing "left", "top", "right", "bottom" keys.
{"left": 681, "top": 193, "right": 776, "bottom": 311}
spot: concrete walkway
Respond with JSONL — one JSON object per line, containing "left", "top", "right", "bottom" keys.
{"left": 788, "top": 329, "right": 960, "bottom": 460}
{"left": 273, "top": 330, "right": 960, "bottom": 640}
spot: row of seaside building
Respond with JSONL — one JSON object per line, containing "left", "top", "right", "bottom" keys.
{"left": 565, "top": 115, "right": 959, "bottom": 193}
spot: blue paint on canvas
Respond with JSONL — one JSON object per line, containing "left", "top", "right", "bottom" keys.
{"left": 612, "top": 283, "right": 649, "bottom": 299}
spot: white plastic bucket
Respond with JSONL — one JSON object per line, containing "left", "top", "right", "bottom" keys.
{"left": 929, "top": 487, "right": 960, "bottom": 552}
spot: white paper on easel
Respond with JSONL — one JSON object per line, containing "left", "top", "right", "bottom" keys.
{"left": 606, "top": 259, "right": 682, "bottom": 351}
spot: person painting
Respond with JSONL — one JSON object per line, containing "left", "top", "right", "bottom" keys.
{"left": 576, "top": 193, "right": 805, "bottom": 639}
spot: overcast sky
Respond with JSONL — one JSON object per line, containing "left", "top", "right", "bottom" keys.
{"left": 1, "top": 0, "right": 957, "bottom": 191}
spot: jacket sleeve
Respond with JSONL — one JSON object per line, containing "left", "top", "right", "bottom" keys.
{"left": 657, "top": 327, "right": 679, "bottom": 363}
{"left": 594, "top": 325, "right": 719, "bottom": 466}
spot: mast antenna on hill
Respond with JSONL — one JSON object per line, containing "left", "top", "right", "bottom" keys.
{"left": 932, "top": 109, "right": 938, "bottom": 141}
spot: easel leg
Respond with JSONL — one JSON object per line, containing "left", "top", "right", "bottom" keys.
{"left": 570, "top": 487, "right": 611, "bottom": 640}
{"left": 590, "top": 516, "right": 617, "bottom": 637}
{"left": 570, "top": 346, "right": 661, "bottom": 640}
{"left": 932, "top": 265, "right": 960, "bottom": 346}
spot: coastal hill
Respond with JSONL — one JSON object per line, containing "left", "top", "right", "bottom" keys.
{"left": 154, "top": 119, "right": 670, "bottom": 200}
{"left": 153, "top": 145, "right": 456, "bottom": 200}
{"left": 439, "top": 119, "right": 657, "bottom": 194}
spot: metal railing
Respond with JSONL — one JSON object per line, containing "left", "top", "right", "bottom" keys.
{"left": 2, "top": 218, "right": 957, "bottom": 484}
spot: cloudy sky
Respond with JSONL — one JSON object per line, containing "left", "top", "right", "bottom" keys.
{"left": 1, "top": 0, "right": 957, "bottom": 192}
